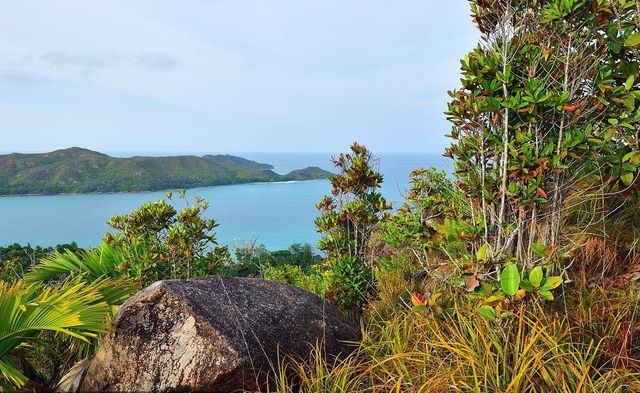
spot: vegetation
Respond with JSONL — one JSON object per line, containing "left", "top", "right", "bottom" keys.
{"left": 0, "top": 243, "right": 79, "bottom": 282}
{"left": 315, "top": 143, "right": 391, "bottom": 313}
{"left": 264, "top": 1, "right": 640, "bottom": 391}
{"left": 0, "top": 147, "right": 332, "bottom": 195}
{"left": 226, "top": 241, "right": 323, "bottom": 278}
{"left": 1, "top": 0, "right": 640, "bottom": 391}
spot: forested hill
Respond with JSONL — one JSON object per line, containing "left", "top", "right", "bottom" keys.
{"left": 0, "top": 147, "right": 332, "bottom": 195}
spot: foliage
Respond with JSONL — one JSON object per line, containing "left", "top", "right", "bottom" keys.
{"left": 0, "top": 280, "right": 118, "bottom": 391}
{"left": 226, "top": 242, "right": 323, "bottom": 278}
{"left": 0, "top": 243, "right": 79, "bottom": 282}
{"left": 270, "top": 288, "right": 640, "bottom": 393}
{"left": 263, "top": 263, "right": 330, "bottom": 298}
{"left": 26, "top": 242, "right": 136, "bottom": 284}
{"left": 380, "top": 167, "right": 463, "bottom": 252}
{"left": 0, "top": 147, "right": 331, "bottom": 195}
{"left": 104, "top": 191, "right": 230, "bottom": 285}
{"left": 445, "top": 0, "right": 640, "bottom": 271}
{"left": 315, "top": 142, "right": 391, "bottom": 312}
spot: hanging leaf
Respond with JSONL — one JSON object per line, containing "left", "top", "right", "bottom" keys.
{"left": 537, "top": 188, "right": 548, "bottom": 199}
{"left": 529, "top": 266, "right": 543, "bottom": 288}
{"left": 500, "top": 263, "right": 520, "bottom": 296}
{"left": 477, "top": 305, "right": 496, "bottom": 321}
{"left": 477, "top": 243, "right": 489, "bottom": 262}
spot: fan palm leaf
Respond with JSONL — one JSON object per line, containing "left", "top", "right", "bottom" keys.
{"left": 0, "top": 279, "right": 114, "bottom": 390}
{"left": 25, "top": 242, "right": 130, "bottom": 283}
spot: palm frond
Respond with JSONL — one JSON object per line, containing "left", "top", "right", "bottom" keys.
{"left": 0, "top": 280, "right": 115, "bottom": 390}
{"left": 25, "top": 242, "right": 127, "bottom": 283}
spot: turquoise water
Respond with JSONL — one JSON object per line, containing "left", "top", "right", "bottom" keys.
{"left": 0, "top": 153, "right": 450, "bottom": 250}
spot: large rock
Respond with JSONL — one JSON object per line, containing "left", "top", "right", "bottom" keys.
{"left": 79, "top": 276, "right": 359, "bottom": 392}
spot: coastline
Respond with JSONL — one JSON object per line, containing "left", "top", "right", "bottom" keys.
{"left": 0, "top": 178, "right": 329, "bottom": 198}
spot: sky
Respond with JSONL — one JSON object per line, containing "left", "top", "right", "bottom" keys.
{"left": 0, "top": 1, "right": 478, "bottom": 154}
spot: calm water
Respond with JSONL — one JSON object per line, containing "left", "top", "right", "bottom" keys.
{"left": 0, "top": 153, "right": 450, "bottom": 250}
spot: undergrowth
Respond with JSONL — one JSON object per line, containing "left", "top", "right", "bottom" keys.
{"left": 268, "top": 287, "right": 640, "bottom": 393}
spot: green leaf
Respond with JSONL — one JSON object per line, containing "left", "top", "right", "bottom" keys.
{"left": 520, "top": 279, "right": 534, "bottom": 292}
{"left": 500, "top": 263, "right": 520, "bottom": 296}
{"left": 540, "top": 276, "right": 563, "bottom": 291}
{"left": 532, "top": 243, "right": 547, "bottom": 258}
{"left": 621, "top": 172, "right": 634, "bottom": 186}
{"left": 411, "top": 305, "right": 427, "bottom": 312}
{"left": 480, "top": 281, "right": 493, "bottom": 295}
{"left": 477, "top": 243, "right": 489, "bottom": 262}
{"left": 483, "top": 295, "right": 504, "bottom": 304}
{"left": 623, "top": 151, "right": 636, "bottom": 162}
{"left": 529, "top": 266, "right": 543, "bottom": 288}
{"left": 477, "top": 305, "right": 496, "bottom": 321}
{"left": 539, "top": 290, "right": 554, "bottom": 300}
{"left": 625, "top": 75, "right": 636, "bottom": 91}
{"left": 624, "top": 32, "right": 640, "bottom": 47}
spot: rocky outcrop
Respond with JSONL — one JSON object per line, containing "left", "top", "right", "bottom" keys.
{"left": 79, "top": 276, "right": 359, "bottom": 392}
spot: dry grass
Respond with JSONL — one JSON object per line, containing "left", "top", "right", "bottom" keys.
{"left": 268, "top": 290, "right": 640, "bottom": 393}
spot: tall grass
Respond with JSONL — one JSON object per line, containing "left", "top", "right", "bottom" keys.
{"left": 268, "top": 291, "right": 640, "bottom": 393}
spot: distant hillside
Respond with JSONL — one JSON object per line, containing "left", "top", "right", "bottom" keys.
{"left": 0, "top": 147, "right": 332, "bottom": 195}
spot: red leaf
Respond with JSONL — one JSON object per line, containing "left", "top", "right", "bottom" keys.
{"left": 466, "top": 276, "right": 480, "bottom": 292}
{"left": 537, "top": 188, "right": 547, "bottom": 199}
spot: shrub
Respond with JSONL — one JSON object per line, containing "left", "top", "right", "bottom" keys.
{"left": 315, "top": 143, "right": 391, "bottom": 313}
{"left": 104, "top": 191, "right": 230, "bottom": 284}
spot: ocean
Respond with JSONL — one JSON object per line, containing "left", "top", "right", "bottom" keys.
{"left": 0, "top": 153, "right": 450, "bottom": 250}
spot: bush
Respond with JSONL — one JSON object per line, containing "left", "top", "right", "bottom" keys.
{"left": 104, "top": 191, "right": 230, "bottom": 285}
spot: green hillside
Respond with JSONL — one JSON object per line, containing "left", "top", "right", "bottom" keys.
{"left": 0, "top": 147, "right": 332, "bottom": 195}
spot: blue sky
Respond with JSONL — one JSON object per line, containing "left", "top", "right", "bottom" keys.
{"left": 0, "top": 1, "right": 477, "bottom": 154}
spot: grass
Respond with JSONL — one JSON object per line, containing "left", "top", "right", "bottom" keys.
{"left": 267, "top": 288, "right": 640, "bottom": 393}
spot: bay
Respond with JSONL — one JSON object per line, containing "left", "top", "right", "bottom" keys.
{"left": 0, "top": 153, "right": 450, "bottom": 250}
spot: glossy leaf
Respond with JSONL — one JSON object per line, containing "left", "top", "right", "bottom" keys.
{"left": 540, "top": 276, "right": 563, "bottom": 291}
{"left": 500, "top": 263, "right": 520, "bottom": 296}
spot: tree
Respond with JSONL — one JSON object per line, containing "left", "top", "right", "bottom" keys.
{"left": 445, "top": 0, "right": 640, "bottom": 271}
{"left": 316, "top": 143, "right": 391, "bottom": 312}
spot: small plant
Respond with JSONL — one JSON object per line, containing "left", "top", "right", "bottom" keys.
{"left": 467, "top": 260, "right": 564, "bottom": 321}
